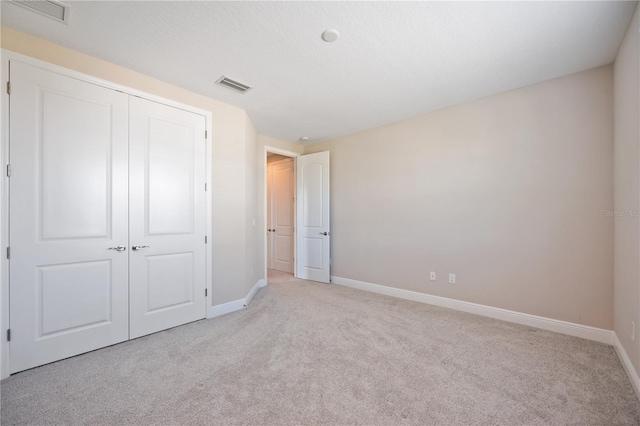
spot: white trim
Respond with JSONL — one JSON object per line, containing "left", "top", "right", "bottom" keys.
{"left": 614, "top": 333, "right": 640, "bottom": 401}
{"left": 265, "top": 146, "right": 301, "bottom": 158}
{"left": 209, "top": 299, "right": 246, "bottom": 318}
{"left": 245, "top": 278, "right": 267, "bottom": 307}
{"left": 263, "top": 145, "right": 300, "bottom": 281}
{"left": 1, "top": 50, "right": 9, "bottom": 379}
{"left": 0, "top": 49, "right": 214, "bottom": 378}
{"left": 331, "top": 276, "right": 614, "bottom": 345}
{"left": 208, "top": 278, "right": 266, "bottom": 318}
{"left": 1, "top": 50, "right": 212, "bottom": 118}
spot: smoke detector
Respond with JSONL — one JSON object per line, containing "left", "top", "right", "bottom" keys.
{"left": 10, "top": 0, "right": 70, "bottom": 24}
{"left": 322, "top": 30, "right": 340, "bottom": 43}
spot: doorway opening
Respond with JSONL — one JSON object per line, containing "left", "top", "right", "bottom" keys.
{"left": 264, "top": 148, "right": 298, "bottom": 284}
{"left": 263, "top": 147, "right": 331, "bottom": 286}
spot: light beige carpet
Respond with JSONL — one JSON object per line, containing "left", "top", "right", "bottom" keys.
{"left": 2, "top": 270, "right": 639, "bottom": 425}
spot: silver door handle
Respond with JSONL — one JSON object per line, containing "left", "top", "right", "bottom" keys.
{"left": 132, "top": 245, "right": 149, "bottom": 251}
{"left": 108, "top": 245, "right": 126, "bottom": 252}
{"left": 319, "top": 232, "right": 330, "bottom": 236}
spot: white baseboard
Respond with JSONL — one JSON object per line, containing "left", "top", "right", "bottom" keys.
{"left": 613, "top": 333, "right": 640, "bottom": 401}
{"left": 331, "top": 276, "right": 614, "bottom": 345}
{"left": 208, "top": 278, "right": 267, "bottom": 319}
{"left": 245, "top": 278, "right": 267, "bottom": 307}
{"left": 209, "top": 298, "right": 245, "bottom": 318}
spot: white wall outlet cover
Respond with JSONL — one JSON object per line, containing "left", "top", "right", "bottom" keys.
{"left": 430, "top": 272, "right": 436, "bottom": 281}
{"left": 449, "top": 274, "right": 456, "bottom": 284}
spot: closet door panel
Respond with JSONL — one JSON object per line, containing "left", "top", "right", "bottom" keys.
{"left": 129, "top": 97, "right": 206, "bottom": 339}
{"left": 9, "top": 61, "right": 129, "bottom": 373}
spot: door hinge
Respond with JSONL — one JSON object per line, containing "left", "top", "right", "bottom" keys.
{"left": 6, "top": 329, "right": 10, "bottom": 342}
{"left": 6, "top": 82, "right": 10, "bottom": 95}
{"left": 204, "top": 182, "right": 207, "bottom": 191}
{"left": 205, "top": 236, "right": 207, "bottom": 244}
{"left": 6, "top": 247, "right": 10, "bottom": 259}
{"left": 205, "top": 130, "right": 208, "bottom": 139}
{"left": 6, "top": 164, "right": 10, "bottom": 178}
{"left": 205, "top": 288, "right": 208, "bottom": 297}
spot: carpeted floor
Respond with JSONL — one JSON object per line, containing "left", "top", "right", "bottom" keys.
{"left": 2, "top": 270, "right": 639, "bottom": 425}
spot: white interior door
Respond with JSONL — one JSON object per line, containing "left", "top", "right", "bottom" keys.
{"left": 129, "top": 97, "right": 207, "bottom": 339}
{"left": 266, "top": 163, "right": 274, "bottom": 269}
{"left": 295, "top": 152, "right": 330, "bottom": 283}
{"left": 9, "top": 61, "right": 130, "bottom": 373}
{"left": 273, "top": 159, "right": 294, "bottom": 273}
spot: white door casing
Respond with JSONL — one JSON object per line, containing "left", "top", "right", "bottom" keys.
{"left": 295, "top": 151, "right": 330, "bottom": 283}
{"left": 9, "top": 61, "right": 130, "bottom": 373}
{"left": 272, "top": 159, "right": 294, "bottom": 273}
{"left": 129, "top": 97, "right": 207, "bottom": 339}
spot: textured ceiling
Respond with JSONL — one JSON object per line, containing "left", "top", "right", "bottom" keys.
{"left": 2, "top": 1, "right": 636, "bottom": 144}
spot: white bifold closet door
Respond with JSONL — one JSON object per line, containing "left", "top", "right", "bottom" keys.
{"left": 9, "top": 61, "right": 207, "bottom": 373}
{"left": 9, "top": 61, "right": 130, "bottom": 373}
{"left": 128, "top": 97, "right": 206, "bottom": 339}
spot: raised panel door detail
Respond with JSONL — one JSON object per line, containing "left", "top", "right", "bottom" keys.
{"left": 147, "top": 253, "right": 194, "bottom": 313}
{"left": 147, "top": 117, "right": 194, "bottom": 236}
{"left": 266, "top": 164, "right": 274, "bottom": 270}
{"left": 270, "top": 159, "right": 294, "bottom": 273}
{"left": 301, "top": 237, "right": 323, "bottom": 270}
{"left": 38, "top": 260, "right": 112, "bottom": 337}
{"left": 129, "top": 96, "right": 206, "bottom": 339}
{"left": 40, "top": 89, "right": 112, "bottom": 240}
{"left": 302, "top": 163, "right": 323, "bottom": 228}
{"left": 296, "top": 152, "right": 330, "bottom": 282}
{"left": 275, "top": 235, "right": 292, "bottom": 263}
{"left": 9, "top": 61, "right": 130, "bottom": 373}
{"left": 274, "top": 168, "right": 292, "bottom": 227}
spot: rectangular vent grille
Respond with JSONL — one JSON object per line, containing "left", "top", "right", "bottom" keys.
{"left": 11, "top": 0, "right": 69, "bottom": 23}
{"left": 216, "top": 76, "right": 252, "bottom": 94}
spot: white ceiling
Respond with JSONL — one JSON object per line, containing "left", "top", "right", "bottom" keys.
{"left": 2, "top": 1, "right": 636, "bottom": 144}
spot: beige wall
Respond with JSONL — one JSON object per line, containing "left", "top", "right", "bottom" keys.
{"left": 614, "top": 5, "right": 640, "bottom": 372}
{"left": 245, "top": 118, "right": 262, "bottom": 294}
{"left": 0, "top": 28, "right": 254, "bottom": 306}
{"left": 305, "top": 65, "right": 614, "bottom": 329}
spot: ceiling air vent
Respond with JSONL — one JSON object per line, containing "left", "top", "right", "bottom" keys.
{"left": 215, "top": 76, "right": 252, "bottom": 94}
{"left": 11, "top": 0, "right": 70, "bottom": 24}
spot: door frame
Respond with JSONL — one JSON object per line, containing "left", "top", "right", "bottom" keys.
{"left": 0, "top": 50, "right": 214, "bottom": 379}
{"left": 263, "top": 146, "right": 300, "bottom": 282}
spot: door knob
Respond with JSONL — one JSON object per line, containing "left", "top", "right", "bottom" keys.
{"left": 108, "top": 245, "right": 126, "bottom": 252}
{"left": 132, "top": 245, "right": 149, "bottom": 251}
{"left": 272, "top": 229, "right": 276, "bottom": 232}
{"left": 319, "top": 232, "right": 330, "bottom": 236}
{"left": 267, "top": 229, "right": 272, "bottom": 232}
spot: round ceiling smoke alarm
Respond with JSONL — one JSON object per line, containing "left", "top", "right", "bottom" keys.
{"left": 321, "top": 29, "right": 340, "bottom": 43}
{"left": 299, "top": 137, "right": 310, "bottom": 143}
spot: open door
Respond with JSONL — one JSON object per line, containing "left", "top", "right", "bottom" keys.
{"left": 295, "top": 151, "right": 330, "bottom": 283}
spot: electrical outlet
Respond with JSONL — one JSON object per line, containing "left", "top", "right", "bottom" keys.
{"left": 632, "top": 321, "right": 636, "bottom": 342}
{"left": 430, "top": 272, "right": 436, "bottom": 281}
{"left": 449, "top": 273, "right": 456, "bottom": 284}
